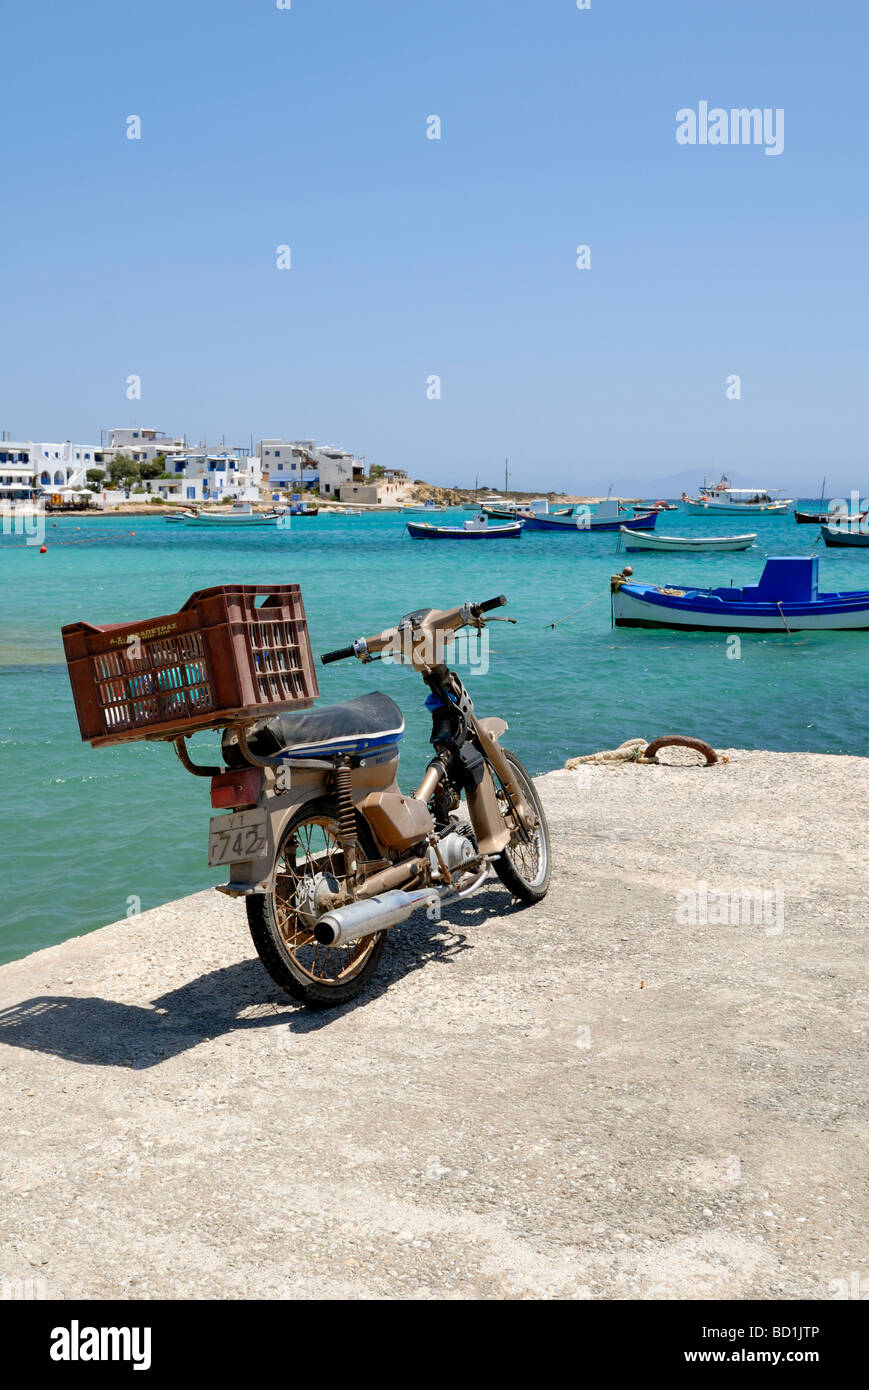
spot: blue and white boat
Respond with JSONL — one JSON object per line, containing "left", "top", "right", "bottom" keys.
{"left": 611, "top": 556, "right": 869, "bottom": 630}
{"left": 406, "top": 513, "right": 521, "bottom": 541}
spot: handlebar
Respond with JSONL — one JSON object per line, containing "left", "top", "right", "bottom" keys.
{"left": 475, "top": 594, "right": 506, "bottom": 614}
{"left": 320, "top": 644, "right": 357, "bottom": 666}
{"left": 318, "top": 595, "right": 508, "bottom": 665}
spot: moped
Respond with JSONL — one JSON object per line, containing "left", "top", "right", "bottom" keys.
{"left": 193, "top": 593, "right": 550, "bottom": 1008}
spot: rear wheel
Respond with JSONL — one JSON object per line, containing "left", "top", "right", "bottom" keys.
{"left": 491, "top": 749, "right": 551, "bottom": 903}
{"left": 247, "top": 797, "right": 386, "bottom": 1009}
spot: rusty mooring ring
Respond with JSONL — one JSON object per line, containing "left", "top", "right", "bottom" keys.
{"left": 643, "top": 735, "right": 718, "bottom": 765}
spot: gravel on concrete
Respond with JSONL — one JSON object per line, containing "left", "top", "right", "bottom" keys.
{"left": 0, "top": 748, "right": 866, "bottom": 1300}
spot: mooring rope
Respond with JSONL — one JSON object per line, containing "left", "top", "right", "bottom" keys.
{"left": 545, "top": 586, "right": 612, "bottom": 629}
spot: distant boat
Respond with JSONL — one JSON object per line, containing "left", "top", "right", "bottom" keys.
{"left": 681, "top": 477, "right": 793, "bottom": 514}
{"left": 481, "top": 498, "right": 548, "bottom": 519}
{"left": 612, "top": 555, "right": 869, "bottom": 630}
{"left": 796, "top": 507, "right": 866, "bottom": 525}
{"left": 481, "top": 504, "right": 519, "bottom": 519}
{"left": 634, "top": 500, "right": 678, "bottom": 512}
{"left": 521, "top": 500, "right": 657, "bottom": 533}
{"left": 620, "top": 528, "right": 756, "bottom": 553}
{"left": 183, "top": 502, "right": 281, "bottom": 527}
{"left": 821, "top": 523, "right": 869, "bottom": 548}
{"left": 164, "top": 511, "right": 190, "bottom": 523}
{"left": 795, "top": 477, "right": 829, "bottom": 522}
{"left": 406, "top": 513, "right": 521, "bottom": 541}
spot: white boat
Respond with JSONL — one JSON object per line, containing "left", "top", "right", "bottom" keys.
{"left": 183, "top": 501, "right": 281, "bottom": 527}
{"left": 619, "top": 527, "right": 757, "bottom": 552}
{"left": 681, "top": 477, "right": 793, "bottom": 514}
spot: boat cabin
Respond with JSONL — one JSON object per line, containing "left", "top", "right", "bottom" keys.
{"left": 707, "top": 557, "right": 819, "bottom": 604}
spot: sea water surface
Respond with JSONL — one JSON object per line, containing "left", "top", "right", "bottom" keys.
{"left": 1, "top": 504, "right": 867, "bottom": 963}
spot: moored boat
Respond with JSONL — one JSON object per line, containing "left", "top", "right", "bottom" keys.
{"left": 520, "top": 500, "right": 657, "bottom": 533}
{"left": 681, "top": 477, "right": 793, "bottom": 514}
{"left": 821, "top": 522, "right": 869, "bottom": 548}
{"left": 619, "top": 528, "right": 756, "bottom": 553}
{"left": 183, "top": 502, "right": 281, "bottom": 527}
{"left": 406, "top": 513, "right": 521, "bottom": 540}
{"left": 611, "top": 556, "right": 869, "bottom": 630}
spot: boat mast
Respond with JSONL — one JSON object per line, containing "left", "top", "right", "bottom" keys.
{"left": 504, "top": 457, "right": 509, "bottom": 494}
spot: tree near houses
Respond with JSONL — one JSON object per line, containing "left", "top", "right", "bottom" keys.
{"left": 107, "top": 454, "right": 140, "bottom": 488}
{"left": 138, "top": 455, "right": 171, "bottom": 491}
{"left": 86, "top": 468, "right": 105, "bottom": 492}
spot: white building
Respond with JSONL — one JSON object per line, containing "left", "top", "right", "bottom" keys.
{"left": 152, "top": 448, "right": 262, "bottom": 504}
{"left": 0, "top": 440, "right": 99, "bottom": 500}
{"left": 257, "top": 439, "right": 320, "bottom": 491}
{"left": 257, "top": 439, "right": 368, "bottom": 496}
{"left": 105, "top": 427, "right": 186, "bottom": 466}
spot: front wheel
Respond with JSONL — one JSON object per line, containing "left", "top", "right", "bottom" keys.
{"left": 490, "top": 749, "right": 551, "bottom": 903}
{"left": 246, "top": 797, "right": 386, "bottom": 1009}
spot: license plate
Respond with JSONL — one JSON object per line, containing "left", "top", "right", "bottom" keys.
{"left": 208, "top": 808, "right": 268, "bottom": 867}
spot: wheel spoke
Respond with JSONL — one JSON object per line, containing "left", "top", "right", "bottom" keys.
{"left": 272, "top": 813, "right": 375, "bottom": 985}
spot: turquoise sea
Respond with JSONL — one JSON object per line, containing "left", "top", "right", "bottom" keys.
{"left": 1, "top": 504, "right": 867, "bottom": 964}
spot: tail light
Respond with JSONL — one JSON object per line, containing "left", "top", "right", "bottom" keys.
{"left": 210, "top": 766, "right": 262, "bottom": 810}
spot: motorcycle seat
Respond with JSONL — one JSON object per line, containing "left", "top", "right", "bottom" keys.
{"left": 222, "top": 691, "right": 405, "bottom": 764}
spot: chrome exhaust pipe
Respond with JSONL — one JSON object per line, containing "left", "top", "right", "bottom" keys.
{"left": 314, "top": 887, "right": 439, "bottom": 948}
{"left": 314, "top": 870, "right": 489, "bottom": 949}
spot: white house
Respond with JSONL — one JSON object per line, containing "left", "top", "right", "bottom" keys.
{"left": 105, "top": 427, "right": 186, "bottom": 466}
{"left": 257, "top": 439, "right": 371, "bottom": 495}
{"left": 0, "top": 440, "right": 99, "bottom": 500}
{"left": 154, "top": 449, "right": 262, "bottom": 504}
{"left": 257, "top": 439, "right": 320, "bottom": 491}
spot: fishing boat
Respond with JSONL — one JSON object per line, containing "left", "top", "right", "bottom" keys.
{"left": 681, "top": 476, "right": 793, "bottom": 514}
{"left": 164, "top": 510, "right": 191, "bottom": 523}
{"left": 797, "top": 506, "right": 866, "bottom": 526}
{"left": 183, "top": 502, "right": 281, "bottom": 527}
{"left": 611, "top": 556, "right": 869, "bottom": 630}
{"left": 481, "top": 504, "right": 519, "bottom": 519}
{"left": 520, "top": 499, "right": 657, "bottom": 533}
{"left": 634, "top": 499, "right": 678, "bottom": 513}
{"left": 821, "top": 522, "right": 869, "bottom": 548}
{"left": 286, "top": 502, "right": 319, "bottom": 516}
{"left": 618, "top": 528, "right": 756, "bottom": 553}
{"left": 794, "top": 478, "right": 829, "bottom": 522}
{"left": 406, "top": 513, "right": 521, "bottom": 541}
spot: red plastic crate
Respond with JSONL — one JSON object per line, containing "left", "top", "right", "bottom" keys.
{"left": 62, "top": 585, "right": 319, "bottom": 746}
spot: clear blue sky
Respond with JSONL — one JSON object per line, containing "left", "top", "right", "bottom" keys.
{"left": 1, "top": 0, "right": 866, "bottom": 493}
